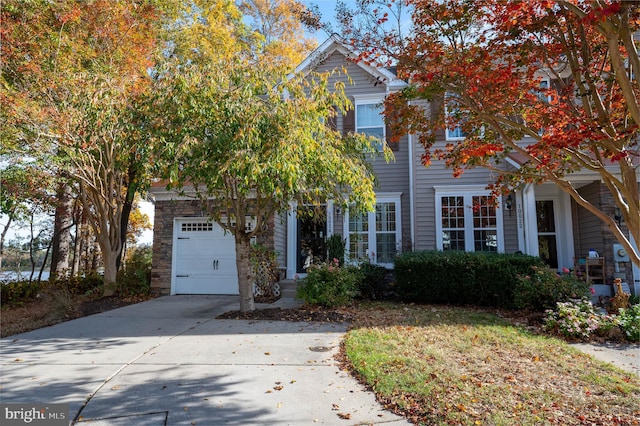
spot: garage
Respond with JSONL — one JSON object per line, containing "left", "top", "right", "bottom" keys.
{"left": 172, "top": 218, "right": 238, "bottom": 295}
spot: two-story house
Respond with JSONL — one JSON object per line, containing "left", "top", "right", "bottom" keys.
{"left": 149, "top": 35, "right": 639, "bottom": 297}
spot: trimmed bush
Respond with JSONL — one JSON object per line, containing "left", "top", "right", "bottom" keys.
{"left": 296, "top": 259, "right": 359, "bottom": 307}
{"left": 395, "top": 251, "right": 545, "bottom": 308}
{"left": 326, "top": 234, "right": 346, "bottom": 266}
{"left": 357, "top": 262, "right": 391, "bottom": 300}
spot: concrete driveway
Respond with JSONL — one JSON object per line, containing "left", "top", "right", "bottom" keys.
{"left": 0, "top": 295, "right": 409, "bottom": 425}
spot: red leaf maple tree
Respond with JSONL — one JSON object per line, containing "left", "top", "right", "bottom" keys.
{"left": 342, "top": 0, "right": 640, "bottom": 267}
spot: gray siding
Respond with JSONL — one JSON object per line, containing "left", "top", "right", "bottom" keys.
{"left": 575, "top": 182, "right": 603, "bottom": 257}
{"left": 273, "top": 211, "right": 287, "bottom": 274}
{"left": 313, "top": 51, "right": 413, "bottom": 252}
{"left": 412, "top": 139, "right": 515, "bottom": 252}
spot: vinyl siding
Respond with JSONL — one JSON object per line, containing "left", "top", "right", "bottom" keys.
{"left": 575, "top": 182, "right": 603, "bottom": 257}
{"left": 412, "top": 140, "right": 514, "bottom": 252}
{"left": 312, "top": 51, "right": 413, "bottom": 253}
{"left": 273, "top": 211, "right": 287, "bottom": 273}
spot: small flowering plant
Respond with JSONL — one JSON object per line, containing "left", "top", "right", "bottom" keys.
{"left": 544, "top": 299, "right": 617, "bottom": 341}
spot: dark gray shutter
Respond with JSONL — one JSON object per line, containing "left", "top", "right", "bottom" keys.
{"left": 343, "top": 98, "right": 355, "bottom": 135}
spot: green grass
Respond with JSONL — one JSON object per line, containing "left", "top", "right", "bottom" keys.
{"left": 343, "top": 302, "right": 640, "bottom": 425}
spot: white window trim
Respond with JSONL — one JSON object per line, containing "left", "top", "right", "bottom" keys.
{"left": 286, "top": 202, "right": 332, "bottom": 279}
{"left": 353, "top": 95, "right": 386, "bottom": 149}
{"left": 343, "top": 192, "right": 402, "bottom": 268}
{"left": 538, "top": 77, "right": 552, "bottom": 103}
{"left": 434, "top": 186, "right": 505, "bottom": 253}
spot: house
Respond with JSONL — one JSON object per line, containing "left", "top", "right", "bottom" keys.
{"left": 149, "top": 35, "right": 639, "bottom": 298}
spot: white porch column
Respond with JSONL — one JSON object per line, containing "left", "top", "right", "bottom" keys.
{"left": 286, "top": 203, "right": 297, "bottom": 279}
{"left": 521, "top": 184, "right": 539, "bottom": 256}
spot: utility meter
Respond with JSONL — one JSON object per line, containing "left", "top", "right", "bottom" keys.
{"left": 613, "top": 244, "right": 630, "bottom": 262}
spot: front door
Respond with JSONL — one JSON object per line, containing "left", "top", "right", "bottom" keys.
{"left": 296, "top": 207, "right": 327, "bottom": 273}
{"left": 536, "top": 200, "right": 559, "bottom": 269}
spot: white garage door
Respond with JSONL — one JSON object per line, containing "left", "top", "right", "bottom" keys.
{"left": 173, "top": 219, "right": 238, "bottom": 295}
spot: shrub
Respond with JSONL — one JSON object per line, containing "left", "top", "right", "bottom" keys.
{"left": 51, "top": 273, "right": 104, "bottom": 296}
{"left": 116, "top": 246, "right": 152, "bottom": 297}
{"left": 357, "top": 262, "right": 389, "bottom": 300}
{"left": 0, "top": 279, "right": 41, "bottom": 307}
{"left": 326, "top": 234, "right": 346, "bottom": 266}
{"left": 617, "top": 304, "right": 640, "bottom": 342}
{"left": 394, "top": 251, "right": 544, "bottom": 308}
{"left": 296, "top": 259, "right": 359, "bottom": 307}
{"left": 514, "top": 265, "right": 590, "bottom": 311}
{"left": 543, "top": 299, "right": 616, "bottom": 341}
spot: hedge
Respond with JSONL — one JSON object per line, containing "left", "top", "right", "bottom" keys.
{"left": 394, "top": 251, "right": 545, "bottom": 308}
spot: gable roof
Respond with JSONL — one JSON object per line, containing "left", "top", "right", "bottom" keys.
{"left": 293, "top": 34, "right": 406, "bottom": 91}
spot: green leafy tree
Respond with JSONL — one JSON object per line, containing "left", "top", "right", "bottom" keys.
{"left": 153, "top": 59, "right": 380, "bottom": 311}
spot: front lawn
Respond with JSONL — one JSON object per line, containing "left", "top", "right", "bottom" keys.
{"left": 341, "top": 302, "right": 640, "bottom": 425}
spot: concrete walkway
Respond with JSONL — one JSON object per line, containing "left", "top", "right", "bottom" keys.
{"left": 0, "top": 295, "right": 409, "bottom": 425}
{"left": 1, "top": 292, "right": 638, "bottom": 425}
{"left": 570, "top": 341, "right": 639, "bottom": 377}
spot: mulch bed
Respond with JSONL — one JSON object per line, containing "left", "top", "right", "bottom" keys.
{"left": 216, "top": 305, "right": 354, "bottom": 323}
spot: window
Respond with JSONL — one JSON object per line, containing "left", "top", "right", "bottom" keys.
{"left": 441, "top": 196, "right": 466, "bottom": 251}
{"left": 181, "top": 222, "right": 214, "bottom": 232}
{"left": 445, "top": 93, "right": 467, "bottom": 141}
{"left": 436, "top": 188, "right": 504, "bottom": 252}
{"left": 356, "top": 103, "right": 385, "bottom": 140}
{"left": 345, "top": 195, "right": 401, "bottom": 267}
{"left": 535, "top": 78, "right": 552, "bottom": 103}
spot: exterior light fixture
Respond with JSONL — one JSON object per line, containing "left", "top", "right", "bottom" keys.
{"left": 614, "top": 206, "right": 622, "bottom": 226}
{"left": 505, "top": 194, "right": 513, "bottom": 215}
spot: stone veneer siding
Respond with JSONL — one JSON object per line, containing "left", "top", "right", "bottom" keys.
{"left": 150, "top": 199, "right": 276, "bottom": 297}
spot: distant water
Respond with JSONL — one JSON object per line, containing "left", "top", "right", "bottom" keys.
{"left": 0, "top": 271, "right": 50, "bottom": 282}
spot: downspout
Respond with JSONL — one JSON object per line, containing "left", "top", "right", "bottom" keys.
{"left": 515, "top": 187, "right": 526, "bottom": 253}
{"left": 408, "top": 134, "right": 416, "bottom": 251}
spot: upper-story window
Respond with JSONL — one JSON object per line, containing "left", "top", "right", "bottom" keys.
{"left": 356, "top": 102, "right": 385, "bottom": 143}
{"left": 534, "top": 78, "right": 552, "bottom": 103}
{"left": 445, "top": 93, "right": 467, "bottom": 141}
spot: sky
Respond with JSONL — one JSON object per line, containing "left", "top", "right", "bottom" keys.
{"left": 302, "top": 0, "right": 341, "bottom": 41}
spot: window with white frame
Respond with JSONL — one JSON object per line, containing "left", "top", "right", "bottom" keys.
{"left": 356, "top": 103, "right": 385, "bottom": 139}
{"left": 445, "top": 93, "right": 467, "bottom": 141}
{"left": 534, "top": 78, "right": 551, "bottom": 103}
{"left": 345, "top": 195, "right": 401, "bottom": 266}
{"left": 436, "top": 188, "right": 504, "bottom": 253}
{"left": 355, "top": 98, "right": 386, "bottom": 151}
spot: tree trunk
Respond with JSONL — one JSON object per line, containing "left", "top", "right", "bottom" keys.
{"left": 101, "top": 248, "right": 119, "bottom": 296}
{"left": 50, "top": 182, "right": 73, "bottom": 280}
{"left": 235, "top": 235, "right": 255, "bottom": 312}
{"left": 116, "top": 168, "right": 138, "bottom": 270}
{"left": 0, "top": 214, "right": 13, "bottom": 271}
